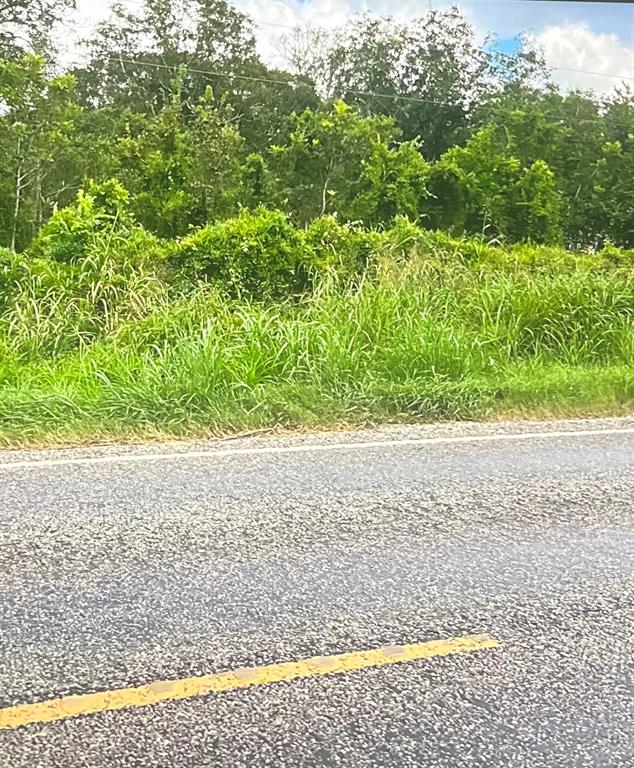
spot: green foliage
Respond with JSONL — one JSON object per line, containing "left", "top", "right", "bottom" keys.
{"left": 270, "top": 101, "right": 399, "bottom": 224}
{"left": 380, "top": 221, "right": 499, "bottom": 264}
{"left": 1, "top": 251, "right": 633, "bottom": 444}
{"left": 80, "top": 0, "right": 260, "bottom": 115}
{"left": 2, "top": 7, "right": 634, "bottom": 252}
{"left": 3, "top": 247, "right": 166, "bottom": 358}
{"left": 473, "top": 88, "right": 634, "bottom": 248}
{"left": 169, "top": 208, "right": 311, "bottom": 298}
{"left": 590, "top": 138, "right": 634, "bottom": 249}
{"left": 187, "top": 87, "right": 246, "bottom": 224}
{"left": 4, "top": 180, "right": 167, "bottom": 356}
{"left": 428, "top": 127, "right": 563, "bottom": 244}
{"left": 107, "top": 85, "right": 245, "bottom": 237}
{"left": 0, "top": 55, "right": 84, "bottom": 251}
{"left": 508, "top": 160, "right": 562, "bottom": 245}
{"left": 596, "top": 242, "right": 634, "bottom": 269}
{"left": 4, "top": 202, "right": 633, "bottom": 365}
{"left": 321, "top": 10, "right": 544, "bottom": 158}
{"left": 29, "top": 180, "right": 135, "bottom": 264}
{"left": 240, "top": 153, "right": 273, "bottom": 209}
{"left": 2, "top": 3, "right": 634, "bottom": 443}
{"left": 304, "top": 216, "right": 380, "bottom": 279}
{"left": 2, "top": 198, "right": 634, "bottom": 443}
{"left": 111, "top": 98, "right": 199, "bottom": 238}
{"left": 348, "top": 141, "right": 431, "bottom": 226}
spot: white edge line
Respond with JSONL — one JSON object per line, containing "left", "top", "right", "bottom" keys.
{"left": 0, "top": 426, "right": 633, "bottom": 472}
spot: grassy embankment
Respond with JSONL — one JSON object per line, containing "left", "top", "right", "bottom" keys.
{"left": 1, "top": 211, "right": 633, "bottom": 447}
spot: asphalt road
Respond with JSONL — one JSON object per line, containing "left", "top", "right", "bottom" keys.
{"left": 0, "top": 417, "right": 633, "bottom": 767}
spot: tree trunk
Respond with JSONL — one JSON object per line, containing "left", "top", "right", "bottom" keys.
{"left": 10, "top": 136, "right": 23, "bottom": 252}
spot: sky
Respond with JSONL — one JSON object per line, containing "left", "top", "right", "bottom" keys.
{"left": 67, "top": 0, "right": 634, "bottom": 95}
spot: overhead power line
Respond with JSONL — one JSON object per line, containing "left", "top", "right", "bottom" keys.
{"left": 70, "top": 53, "right": 634, "bottom": 130}
{"left": 67, "top": 1, "right": 634, "bottom": 84}
{"left": 250, "top": 16, "right": 634, "bottom": 82}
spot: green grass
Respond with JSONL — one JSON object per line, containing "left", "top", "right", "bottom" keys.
{"left": 1, "top": 259, "right": 633, "bottom": 447}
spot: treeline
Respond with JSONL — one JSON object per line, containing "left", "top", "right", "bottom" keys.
{"left": 1, "top": 0, "right": 633, "bottom": 254}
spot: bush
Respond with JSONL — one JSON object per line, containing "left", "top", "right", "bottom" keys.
{"left": 596, "top": 242, "right": 634, "bottom": 269}
{"left": 4, "top": 181, "right": 168, "bottom": 357}
{"left": 304, "top": 216, "right": 380, "bottom": 281}
{"left": 29, "top": 180, "right": 137, "bottom": 265}
{"left": 5, "top": 192, "right": 634, "bottom": 367}
{"left": 380, "top": 219, "right": 498, "bottom": 265}
{"left": 169, "top": 207, "right": 312, "bottom": 299}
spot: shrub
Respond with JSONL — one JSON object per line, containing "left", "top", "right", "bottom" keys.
{"left": 4, "top": 181, "right": 168, "bottom": 357}
{"left": 29, "top": 180, "right": 137, "bottom": 265}
{"left": 380, "top": 219, "right": 498, "bottom": 265}
{"left": 304, "top": 216, "right": 380, "bottom": 281}
{"left": 169, "top": 207, "right": 312, "bottom": 299}
{"left": 596, "top": 242, "right": 634, "bottom": 269}
{"left": 376, "top": 216, "right": 426, "bottom": 260}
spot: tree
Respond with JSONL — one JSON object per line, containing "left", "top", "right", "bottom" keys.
{"left": 0, "top": 55, "right": 83, "bottom": 250}
{"left": 224, "top": 68, "right": 320, "bottom": 153}
{"left": 276, "top": 25, "right": 334, "bottom": 89}
{"left": 78, "top": 0, "right": 260, "bottom": 114}
{"left": 347, "top": 141, "right": 430, "bottom": 227}
{"left": 1, "top": 3, "right": 631, "bottom": 251}
{"left": 269, "top": 101, "right": 432, "bottom": 227}
{"left": 474, "top": 85, "right": 634, "bottom": 247}
{"left": 590, "top": 139, "right": 634, "bottom": 249}
{"left": 187, "top": 86, "right": 247, "bottom": 226}
{"left": 109, "top": 79, "right": 246, "bottom": 237}
{"left": 77, "top": 0, "right": 319, "bottom": 154}
{"left": 307, "top": 10, "right": 549, "bottom": 159}
{"left": 508, "top": 160, "right": 562, "bottom": 245}
{"left": 269, "top": 101, "right": 399, "bottom": 225}
{"left": 428, "top": 126, "right": 562, "bottom": 244}
{"left": 590, "top": 88, "right": 634, "bottom": 248}
{"left": 0, "top": 0, "right": 74, "bottom": 57}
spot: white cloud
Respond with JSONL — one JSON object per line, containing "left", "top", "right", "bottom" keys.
{"left": 234, "top": 0, "right": 353, "bottom": 68}
{"left": 536, "top": 23, "right": 634, "bottom": 94}
{"left": 62, "top": 2, "right": 634, "bottom": 96}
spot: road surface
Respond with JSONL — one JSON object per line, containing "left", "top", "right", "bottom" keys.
{"left": 0, "top": 417, "right": 633, "bottom": 767}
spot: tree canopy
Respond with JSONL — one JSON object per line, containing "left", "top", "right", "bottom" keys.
{"left": 0, "top": 0, "right": 632, "bottom": 251}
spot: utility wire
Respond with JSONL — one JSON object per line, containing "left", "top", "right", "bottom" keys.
{"left": 249, "top": 16, "right": 634, "bottom": 82}
{"left": 65, "top": 1, "right": 634, "bottom": 83}
{"left": 67, "top": 53, "right": 634, "bottom": 130}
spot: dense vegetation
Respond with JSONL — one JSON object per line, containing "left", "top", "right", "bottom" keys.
{"left": 1, "top": 0, "right": 633, "bottom": 444}
{"left": 1, "top": 184, "right": 632, "bottom": 444}
{"left": 2, "top": 0, "right": 633, "bottom": 252}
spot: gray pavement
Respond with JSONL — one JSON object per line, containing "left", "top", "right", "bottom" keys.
{"left": 0, "top": 417, "right": 633, "bottom": 767}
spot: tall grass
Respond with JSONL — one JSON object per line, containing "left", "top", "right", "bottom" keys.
{"left": 1, "top": 259, "right": 633, "bottom": 445}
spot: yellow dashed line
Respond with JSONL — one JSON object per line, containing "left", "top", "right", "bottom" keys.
{"left": 0, "top": 633, "right": 500, "bottom": 730}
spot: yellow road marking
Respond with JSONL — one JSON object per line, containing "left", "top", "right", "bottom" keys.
{"left": 0, "top": 633, "right": 499, "bottom": 730}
